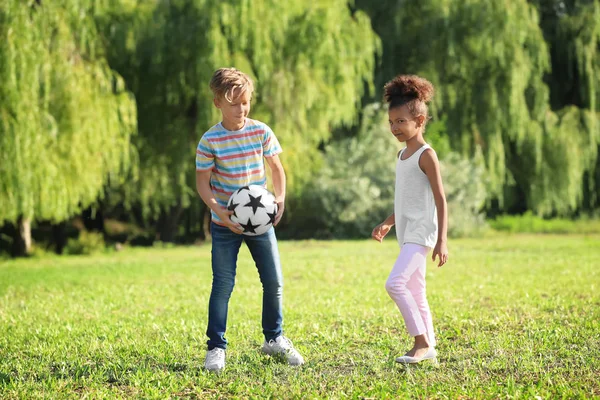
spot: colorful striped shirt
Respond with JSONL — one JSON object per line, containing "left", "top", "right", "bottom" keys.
{"left": 195, "top": 118, "right": 282, "bottom": 224}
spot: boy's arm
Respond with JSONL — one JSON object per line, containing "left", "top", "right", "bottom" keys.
{"left": 195, "top": 170, "right": 242, "bottom": 233}
{"left": 420, "top": 149, "right": 448, "bottom": 267}
{"left": 265, "top": 155, "right": 286, "bottom": 226}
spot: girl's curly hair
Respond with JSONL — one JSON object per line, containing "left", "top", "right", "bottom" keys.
{"left": 384, "top": 75, "right": 434, "bottom": 121}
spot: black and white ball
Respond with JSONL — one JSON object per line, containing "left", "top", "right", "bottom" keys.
{"left": 227, "top": 185, "right": 278, "bottom": 236}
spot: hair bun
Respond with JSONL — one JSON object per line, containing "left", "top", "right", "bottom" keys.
{"left": 384, "top": 75, "right": 434, "bottom": 104}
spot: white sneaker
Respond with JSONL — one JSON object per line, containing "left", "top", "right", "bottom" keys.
{"left": 261, "top": 336, "right": 305, "bottom": 366}
{"left": 204, "top": 348, "right": 225, "bottom": 371}
{"left": 395, "top": 347, "right": 437, "bottom": 364}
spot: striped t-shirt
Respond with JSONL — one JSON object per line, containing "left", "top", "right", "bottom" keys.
{"left": 195, "top": 118, "right": 282, "bottom": 224}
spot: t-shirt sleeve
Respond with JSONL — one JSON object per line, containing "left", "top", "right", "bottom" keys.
{"left": 262, "top": 124, "right": 282, "bottom": 157}
{"left": 195, "top": 135, "right": 215, "bottom": 171}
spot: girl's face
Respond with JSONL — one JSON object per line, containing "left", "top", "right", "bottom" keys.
{"left": 388, "top": 105, "right": 424, "bottom": 143}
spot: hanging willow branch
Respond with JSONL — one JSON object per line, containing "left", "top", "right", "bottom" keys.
{"left": 97, "top": 0, "right": 380, "bottom": 219}
{"left": 358, "top": 0, "right": 600, "bottom": 215}
{"left": 0, "top": 0, "right": 136, "bottom": 224}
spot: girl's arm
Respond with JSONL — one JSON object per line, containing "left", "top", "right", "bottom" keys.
{"left": 382, "top": 213, "right": 395, "bottom": 226}
{"left": 372, "top": 148, "right": 402, "bottom": 242}
{"left": 372, "top": 213, "right": 395, "bottom": 242}
{"left": 420, "top": 149, "right": 449, "bottom": 267}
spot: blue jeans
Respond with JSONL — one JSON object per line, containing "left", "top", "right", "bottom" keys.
{"left": 206, "top": 222, "right": 284, "bottom": 350}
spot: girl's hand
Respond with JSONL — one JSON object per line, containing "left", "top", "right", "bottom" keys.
{"left": 432, "top": 240, "right": 448, "bottom": 267}
{"left": 372, "top": 223, "right": 392, "bottom": 242}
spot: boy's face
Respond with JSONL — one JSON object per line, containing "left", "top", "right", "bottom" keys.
{"left": 214, "top": 90, "right": 252, "bottom": 130}
{"left": 388, "top": 104, "right": 424, "bottom": 143}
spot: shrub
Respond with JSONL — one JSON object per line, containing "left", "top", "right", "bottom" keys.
{"left": 441, "top": 152, "right": 488, "bottom": 237}
{"left": 64, "top": 231, "right": 106, "bottom": 255}
{"left": 285, "top": 104, "right": 397, "bottom": 238}
{"left": 490, "top": 212, "right": 600, "bottom": 234}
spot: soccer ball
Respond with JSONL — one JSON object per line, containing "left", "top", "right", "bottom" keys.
{"left": 227, "top": 185, "right": 278, "bottom": 236}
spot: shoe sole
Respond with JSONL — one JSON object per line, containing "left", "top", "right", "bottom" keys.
{"left": 396, "top": 350, "right": 438, "bottom": 364}
{"left": 205, "top": 365, "right": 225, "bottom": 372}
{"left": 396, "top": 355, "right": 437, "bottom": 364}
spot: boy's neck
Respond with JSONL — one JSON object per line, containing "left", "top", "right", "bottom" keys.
{"left": 221, "top": 118, "right": 246, "bottom": 132}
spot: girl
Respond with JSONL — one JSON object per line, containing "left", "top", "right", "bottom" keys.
{"left": 372, "top": 75, "right": 449, "bottom": 364}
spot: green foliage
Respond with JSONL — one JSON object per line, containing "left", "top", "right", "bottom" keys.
{"left": 4, "top": 0, "right": 600, "bottom": 243}
{"left": 533, "top": 0, "right": 600, "bottom": 111}
{"left": 64, "top": 231, "right": 106, "bottom": 255}
{"left": 97, "top": 0, "right": 380, "bottom": 219}
{"left": 357, "top": 0, "right": 600, "bottom": 215}
{"left": 490, "top": 211, "right": 600, "bottom": 234}
{"left": 0, "top": 0, "right": 136, "bottom": 224}
{"left": 1, "top": 236, "right": 599, "bottom": 397}
{"left": 531, "top": 0, "right": 600, "bottom": 210}
{"left": 422, "top": 119, "right": 452, "bottom": 160}
{"left": 441, "top": 153, "right": 488, "bottom": 237}
{"left": 286, "top": 104, "right": 398, "bottom": 238}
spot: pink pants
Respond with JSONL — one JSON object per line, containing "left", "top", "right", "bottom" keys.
{"left": 385, "top": 243, "right": 436, "bottom": 346}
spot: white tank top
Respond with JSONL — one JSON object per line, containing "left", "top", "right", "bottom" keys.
{"left": 394, "top": 144, "right": 438, "bottom": 248}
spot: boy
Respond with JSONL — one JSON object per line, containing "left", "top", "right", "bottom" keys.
{"left": 195, "top": 68, "right": 304, "bottom": 372}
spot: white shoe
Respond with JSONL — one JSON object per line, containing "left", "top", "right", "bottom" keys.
{"left": 261, "top": 336, "right": 305, "bottom": 366}
{"left": 204, "top": 348, "right": 226, "bottom": 371}
{"left": 396, "top": 347, "right": 437, "bottom": 364}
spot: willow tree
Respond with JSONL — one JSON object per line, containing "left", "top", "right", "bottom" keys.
{"left": 532, "top": 0, "right": 600, "bottom": 210}
{"left": 357, "top": 0, "right": 600, "bottom": 215}
{"left": 97, "top": 0, "right": 379, "bottom": 239}
{"left": 0, "top": 0, "right": 136, "bottom": 255}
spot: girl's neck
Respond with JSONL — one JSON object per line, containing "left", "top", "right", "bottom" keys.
{"left": 405, "top": 134, "right": 426, "bottom": 151}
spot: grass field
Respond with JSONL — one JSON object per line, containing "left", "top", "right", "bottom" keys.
{"left": 1, "top": 234, "right": 599, "bottom": 399}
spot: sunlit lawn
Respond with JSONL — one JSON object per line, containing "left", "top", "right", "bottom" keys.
{"left": 1, "top": 234, "right": 599, "bottom": 398}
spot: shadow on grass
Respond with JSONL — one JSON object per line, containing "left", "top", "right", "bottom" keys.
{"left": 0, "top": 372, "right": 12, "bottom": 385}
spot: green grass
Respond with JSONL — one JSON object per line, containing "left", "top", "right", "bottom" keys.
{"left": 1, "top": 235, "right": 599, "bottom": 399}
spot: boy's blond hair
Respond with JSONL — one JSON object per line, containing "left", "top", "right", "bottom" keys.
{"left": 210, "top": 68, "right": 254, "bottom": 103}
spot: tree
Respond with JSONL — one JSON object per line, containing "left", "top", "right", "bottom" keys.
{"left": 530, "top": 0, "right": 600, "bottom": 210}
{"left": 356, "top": 0, "right": 600, "bottom": 215}
{"left": 96, "top": 0, "right": 380, "bottom": 240}
{"left": 0, "top": 0, "right": 136, "bottom": 255}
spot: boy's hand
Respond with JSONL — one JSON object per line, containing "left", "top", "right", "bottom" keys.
{"left": 216, "top": 208, "right": 243, "bottom": 234}
{"left": 274, "top": 201, "right": 285, "bottom": 226}
{"left": 372, "top": 223, "right": 392, "bottom": 242}
{"left": 432, "top": 240, "right": 448, "bottom": 267}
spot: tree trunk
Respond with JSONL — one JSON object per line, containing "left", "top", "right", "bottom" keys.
{"left": 12, "top": 216, "right": 32, "bottom": 257}
{"left": 157, "top": 203, "right": 183, "bottom": 243}
{"left": 82, "top": 205, "right": 105, "bottom": 233}
{"left": 52, "top": 221, "right": 68, "bottom": 254}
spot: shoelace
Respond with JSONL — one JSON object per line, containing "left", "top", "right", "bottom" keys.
{"left": 271, "top": 337, "right": 297, "bottom": 354}
{"left": 207, "top": 348, "right": 224, "bottom": 362}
